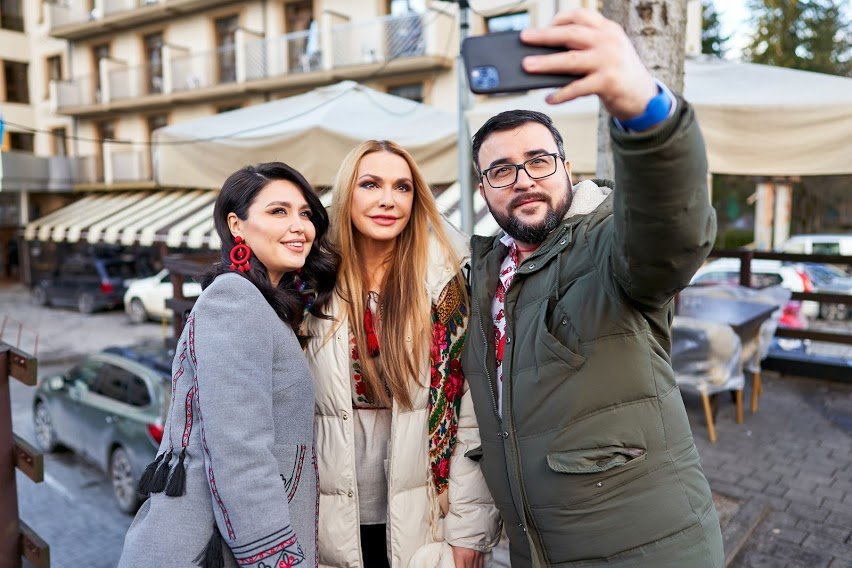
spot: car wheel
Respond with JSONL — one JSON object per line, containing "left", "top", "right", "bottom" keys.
{"left": 77, "top": 292, "right": 95, "bottom": 314}
{"left": 33, "top": 402, "right": 58, "bottom": 452}
{"left": 128, "top": 298, "right": 148, "bottom": 324}
{"left": 32, "top": 286, "right": 49, "bottom": 307}
{"left": 110, "top": 446, "right": 142, "bottom": 514}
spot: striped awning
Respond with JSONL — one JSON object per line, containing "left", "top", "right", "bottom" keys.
{"left": 25, "top": 190, "right": 220, "bottom": 250}
{"left": 434, "top": 183, "right": 500, "bottom": 237}
{"left": 24, "top": 184, "right": 500, "bottom": 251}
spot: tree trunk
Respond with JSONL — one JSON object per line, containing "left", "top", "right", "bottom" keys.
{"left": 597, "top": 0, "right": 688, "bottom": 179}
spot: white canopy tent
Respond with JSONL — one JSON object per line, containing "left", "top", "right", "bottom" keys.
{"left": 153, "top": 81, "right": 458, "bottom": 188}
{"left": 467, "top": 57, "right": 852, "bottom": 176}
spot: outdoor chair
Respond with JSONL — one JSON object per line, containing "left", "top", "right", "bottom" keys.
{"left": 679, "top": 284, "right": 790, "bottom": 413}
{"left": 671, "top": 315, "right": 745, "bottom": 443}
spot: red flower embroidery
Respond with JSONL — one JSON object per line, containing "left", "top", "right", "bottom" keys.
{"left": 354, "top": 377, "right": 366, "bottom": 395}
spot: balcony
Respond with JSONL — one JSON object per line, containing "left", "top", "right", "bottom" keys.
{"left": 108, "top": 146, "right": 152, "bottom": 183}
{"left": 0, "top": 151, "right": 96, "bottom": 192}
{"left": 51, "top": 11, "right": 454, "bottom": 115}
{"left": 332, "top": 13, "right": 426, "bottom": 68}
{"left": 46, "top": 0, "right": 243, "bottom": 40}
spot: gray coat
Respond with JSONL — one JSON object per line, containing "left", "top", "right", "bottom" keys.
{"left": 119, "top": 273, "right": 317, "bottom": 568}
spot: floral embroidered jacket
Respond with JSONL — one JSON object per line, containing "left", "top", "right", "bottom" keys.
{"left": 119, "top": 273, "right": 318, "bottom": 568}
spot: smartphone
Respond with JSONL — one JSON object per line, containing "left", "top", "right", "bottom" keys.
{"left": 461, "top": 30, "right": 580, "bottom": 95}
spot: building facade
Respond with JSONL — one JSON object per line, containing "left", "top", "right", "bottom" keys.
{"left": 7, "top": 0, "right": 701, "bottom": 283}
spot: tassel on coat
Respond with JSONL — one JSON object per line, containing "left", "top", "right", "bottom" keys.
{"left": 149, "top": 450, "right": 173, "bottom": 493}
{"left": 136, "top": 452, "right": 164, "bottom": 494}
{"left": 195, "top": 526, "right": 225, "bottom": 568}
{"left": 165, "top": 448, "right": 187, "bottom": 497}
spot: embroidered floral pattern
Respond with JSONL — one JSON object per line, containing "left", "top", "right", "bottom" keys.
{"left": 350, "top": 340, "right": 371, "bottom": 407}
{"left": 428, "top": 278, "right": 467, "bottom": 495}
{"left": 232, "top": 526, "right": 304, "bottom": 566}
{"left": 493, "top": 245, "right": 520, "bottom": 389}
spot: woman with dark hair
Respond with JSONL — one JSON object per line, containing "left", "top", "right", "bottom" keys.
{"left": 119, "top": 162, "right": 338, "bottom": 568}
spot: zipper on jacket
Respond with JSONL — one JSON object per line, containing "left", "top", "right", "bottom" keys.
{"left": 475, "top": 299, "right": 502, "bottom": 425}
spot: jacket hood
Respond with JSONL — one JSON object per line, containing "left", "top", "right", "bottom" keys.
{"left": 565, "top": 179, "right": 613, "bottom": 219}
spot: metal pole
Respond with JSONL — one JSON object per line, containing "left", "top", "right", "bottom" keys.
{"left": 456, "top": 0, "right": 474, "bottom": 235}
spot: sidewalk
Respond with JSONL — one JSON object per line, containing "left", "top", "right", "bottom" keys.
{"left": 0, "top": 283, "right": 165, "bottom": 364}
{"left": 686, "top": 372, "right": 852, "bottom": 567}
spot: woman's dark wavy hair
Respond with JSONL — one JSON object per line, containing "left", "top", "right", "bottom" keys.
{"left": 203, "top": 162, "right": 339, "bottom": 331}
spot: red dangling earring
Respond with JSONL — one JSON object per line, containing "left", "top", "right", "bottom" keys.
{"left": 229, "top": 236, "right": 252, "bottom": 272}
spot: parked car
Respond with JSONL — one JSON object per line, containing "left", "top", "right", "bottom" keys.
{"left": 782, "top": 234, "right": 852, "bottom": 257}
{"left": 32, "top": 342, "right": 174, "bottom": 513}
{"left": 124, "top": 269, "right": 202, "bottom": 324}
{"left": 690, "top": 258, "right": 817, "bottom": 321}
{"left": 32, "top": 253, "right": 140, "bottom": 314}
{"left": 800, "top": 263, "right": 852, "bottom": 320}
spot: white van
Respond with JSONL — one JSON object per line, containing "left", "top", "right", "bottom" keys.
{"left": 782, "top": 234, "right": 852, "bottom": 256}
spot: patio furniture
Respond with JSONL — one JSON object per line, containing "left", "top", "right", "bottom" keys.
{"left": 679, "top": 285, "right": 787, "bottom": 413}
{"left": 671, "top": 315, "right": 745, "bottom": 443}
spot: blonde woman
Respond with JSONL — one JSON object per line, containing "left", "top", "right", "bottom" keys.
{"left": 306, "top": 141, "right": 500, "bottom": 567}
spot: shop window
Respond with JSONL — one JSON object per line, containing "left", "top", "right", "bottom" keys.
{"left": 388, "top": 83, "right": 423, "bottom": 103}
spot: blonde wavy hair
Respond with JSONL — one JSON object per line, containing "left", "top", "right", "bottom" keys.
{"left": 329, "top": 140, "right": 465, "bottom": 410}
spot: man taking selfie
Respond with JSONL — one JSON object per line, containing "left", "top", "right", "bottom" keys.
{"left": 462, "top": 8, "right": 724, "bottom": 567}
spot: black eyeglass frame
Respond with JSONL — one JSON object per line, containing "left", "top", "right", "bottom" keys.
{"left": 480, "top": 152, "right": 564, "bottom": 189}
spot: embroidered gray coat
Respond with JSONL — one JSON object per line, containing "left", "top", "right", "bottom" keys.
{"left": 119, "top": 272, "right": 317, "bottom": 568}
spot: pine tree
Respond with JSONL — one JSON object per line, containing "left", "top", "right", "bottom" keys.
{"left": 745, "top": 0, "right": 851, "bottom": 76}
{"left": 702, "top": 0, "right": 729, "bottom": 57}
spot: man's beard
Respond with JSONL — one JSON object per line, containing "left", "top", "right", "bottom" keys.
{"left": 486, "top": 187, "right": 572, "bottom": 245}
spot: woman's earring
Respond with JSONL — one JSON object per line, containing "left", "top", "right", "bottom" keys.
{"left": 229, "top": 236, "right": 252, "bottom": 272}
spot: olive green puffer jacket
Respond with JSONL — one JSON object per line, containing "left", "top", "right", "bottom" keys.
{"left": 462, "top": 98, "right": 724, "bottom": 567}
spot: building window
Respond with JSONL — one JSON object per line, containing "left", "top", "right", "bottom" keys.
{"left": 95, "top": 120, "right": 116, "bottom": 182}
{"left": 143, "top": 32, "right": 164, "bottom": 94}
{"left": 3, "top": 60, "right": 29, "bottom": 103}
{"left": 486, "top": 11, "right": 530, "bottom": 33}
{"left": 215, "top": 15, "right": 239, "bottom": 84}
{"left": 216, "top": 102, "right": 242, "bottom": 113}
{"left": 388, "top": 83, "right": 423, "bottom": 103}
{"left": 9, "top": 132, "right": 34, "bottom": 152}
{"left": 51, "top": 127, "right": 68, "bottom": 156}
{"left": 92, "top": 43, "right": 110, "bottom": 102}
{"left": 0, "top": 0, "right": 24, "bottom": 32}
{"left": 45, "top": 55, "right": 63, "bottom": 99}
{"left": 146, "top": 114, "right": 168, "bottom": 137}
{"left": 387, "top": 0, "right": 426, "bottom": 15}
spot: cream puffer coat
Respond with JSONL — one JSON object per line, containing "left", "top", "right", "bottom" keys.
{"left": 305, "top": 223, "right": 502, "bottom": 568}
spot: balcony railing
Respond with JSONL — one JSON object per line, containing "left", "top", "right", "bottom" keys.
{"left": 51, "top": 12, "right": 450, "bottom": 112}
{"left": 109, "top": 147, "right": 151, "bottom": 182}
{"left": 46, "top": 2, "right": 93, "bottom": 28}
{"left": 108, "top": 61, "right": 163, "bottom": 100}
{"left": 331, "top": 13, "right": 426, "bottom": 68}
{"left": 52, "top": 77, "right": 96, "bottom": 110}
{"left": 0, "top": 151, "right": 95, "bottom": 191}
{"left": 171, "top": 44, "right": 237, "bottom": 92}
{"left": 244, "top": 29, "right": 323, "bottom": 80}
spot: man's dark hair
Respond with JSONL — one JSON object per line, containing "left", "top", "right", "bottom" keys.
{"left": 471, "top": 109, "right": 565, "bottom": 174}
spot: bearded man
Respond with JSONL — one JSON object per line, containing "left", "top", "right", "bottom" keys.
{"left": 460, "top": 8, "right": 724, "bottom": 568}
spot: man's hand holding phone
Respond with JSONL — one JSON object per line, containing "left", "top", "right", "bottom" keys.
{"left": 520, "top": 8, "right": 657, "bottom": 119}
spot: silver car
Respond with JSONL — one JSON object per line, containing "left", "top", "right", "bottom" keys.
{"left": 32, "top": 343, "right": 173, "bottom": 513}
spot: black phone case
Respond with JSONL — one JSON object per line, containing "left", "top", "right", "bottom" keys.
{"left": 461, "top": 31, "right": 579, "bottom": 95}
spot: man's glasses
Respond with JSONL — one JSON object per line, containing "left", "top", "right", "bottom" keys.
{"left": 481, "top": 153, "right": 561, "bottom": 189}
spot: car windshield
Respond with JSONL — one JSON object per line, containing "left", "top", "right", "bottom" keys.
{"left": 103, "top": 260, "right": 137, "bottom": 279}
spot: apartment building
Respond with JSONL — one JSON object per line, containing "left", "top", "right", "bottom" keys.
{"left": 12, "top": 0, "right": 700, "bottom": 282}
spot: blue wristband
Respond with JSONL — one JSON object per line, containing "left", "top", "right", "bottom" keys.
{"left": 618, "top": 83, "right": 673, "bottom": 132}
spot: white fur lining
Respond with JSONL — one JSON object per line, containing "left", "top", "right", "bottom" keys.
{"left": 565, "top": 179, "right": 612, "bottom": 219}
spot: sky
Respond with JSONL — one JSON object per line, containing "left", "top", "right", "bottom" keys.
{"left": 710, "top": 0, "right": 752, "bottom": 59}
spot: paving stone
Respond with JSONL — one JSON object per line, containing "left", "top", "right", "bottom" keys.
{"left": 802, "top": 534, "right": 852, "bottom": 560}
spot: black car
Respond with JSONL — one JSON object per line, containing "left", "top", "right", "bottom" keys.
{"left": 33, "top": 341, "right": 174, "bottom": 513}
{"left": 32, "top": 253, "right": 139, "bottom": 314}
